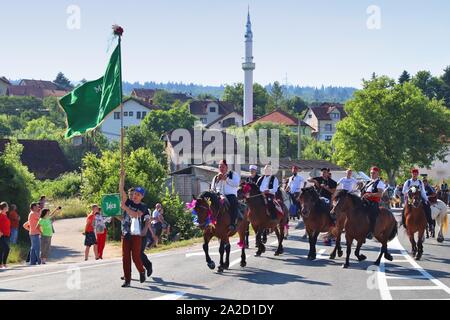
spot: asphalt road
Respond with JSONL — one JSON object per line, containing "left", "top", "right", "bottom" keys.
{"left": 0, "top": 213, "right": 449, "bottom": 300}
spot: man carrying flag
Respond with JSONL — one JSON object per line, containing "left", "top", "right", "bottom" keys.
{"left": 60, "top": 26, "right": 149, "bottom": 288}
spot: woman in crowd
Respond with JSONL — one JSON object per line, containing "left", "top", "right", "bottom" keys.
{"left": 0, "top": 202, "right": 11, "bottom": 269}
{"left": 38, "top": 207, "right": 60, "bottom": 264}
{"left": 7, "top": 204, "right": 20, "bottom": 245}
{"left": 95, "top": 208, "right": 111, "bottom": 260}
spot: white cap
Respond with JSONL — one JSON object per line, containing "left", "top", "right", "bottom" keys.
{"left": 249, "top": 165, "right": 258, "bottom": 171}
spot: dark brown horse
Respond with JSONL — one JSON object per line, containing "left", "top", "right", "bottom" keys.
{"left": 331, "top": 190, "right": 398, "bottom": 268}
{"left": 241, "top": 183, "right": 289, "bottom": 257}
{"left": 192, "top": 191, "right": 248, "bottom": 272}
{"left": 298, "top": 187, "right": 335, "bottom": 260}
{"left": 405, "top": 187, "right": 427, "bottom": 260}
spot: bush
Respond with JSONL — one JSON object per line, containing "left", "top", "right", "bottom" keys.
{"left": 160, "top": 189, "right": 202, "bottom": 241}
{"left": 33, "top": 172, "right": 82, "bottom": 200}
{"left": 81, "top": 148, "right": 167, "bottom": 206}
{"left": 51, "top": 198, "right": 90, "bottom": 220}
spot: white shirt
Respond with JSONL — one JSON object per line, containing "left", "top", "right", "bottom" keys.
{"left": 259, "top": 176, "right": 279, "bottom": 194}
{"left": 365, "top": 179, "right": 386, "bottom": 193}
{"left": 337, "top": 177, "right": 357, "bottom": 192}
{"left": 402, "top": 179, "right": 428, "bottom": 200}
{"left": 288, "top": 175, "right": 305, "bottom": 194}
{"left": 211, "top": 171, "right": 240, "bottom": 196}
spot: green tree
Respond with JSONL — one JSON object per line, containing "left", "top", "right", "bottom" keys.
{"left": 333, "top": 77, "right": 450, "bottom": 185}
{"left": 222, "top": 83, "right": 270, "bottom": 117}
{"left": 283, "top": 96, "right": 308, "bottom": 115}
{"left": 0, "top": 96, "right": 43, "bottom": 116}
{"left": 398, "top": 70, "right": 411, "bottom": 84}
{"left": 412, "top": 70, "right": 444, "bottom": 100}
{"left": 269, "top": 81, "right": 285, "bottom": 111}
{"left": 54, "top": 72, "right": 73, "bottom": 90}
{"left": 44, "top": 97, "right": 66, "bottom": 127}
{"left": 152, "top": 90, "right": 176, "bottom": 109}
{"left": 440, "top": 66, "right": 450, "bottom": 108}
{"left": 302, "top": 136, "right": 333, "bottom": 161}
{"left": 81, "top": 148, "right": 166, "bottom": 206}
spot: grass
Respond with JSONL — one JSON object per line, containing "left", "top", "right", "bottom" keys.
{"left": 8, "top": 243, "right": 29, "bottom": 265}
{"left": 49, "top": 198, "right": 90, "bottom": 220}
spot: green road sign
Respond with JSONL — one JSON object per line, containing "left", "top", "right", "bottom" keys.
{"left": 101, "top": 194, "right": 121, "bottom": 217}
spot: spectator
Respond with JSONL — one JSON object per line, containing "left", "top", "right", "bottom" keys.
{"left": 337, "top": 169, "right": 358, "bottom": 192}
{"left": 7, "top": 204, "right": 20, "bottom": 245}
{"left": 39, "top": 196, "right": 46, "bottom": 210}
{"left": 0, "top": 202, "right": 11, "bottom": 269}
{"left": 84, "top": 205, "right": 99, "bottom": 261}
{"left": 23, "top": 203, "right": 41, "bottom": 266}
{"left": 38, "top": 208, "right": 60, "bottom": 264}
{"left": 151, "top": 204, "right": 165, "bottom": 246}
{"left": 95, "top": 208, "right": 111, "bottom": 260}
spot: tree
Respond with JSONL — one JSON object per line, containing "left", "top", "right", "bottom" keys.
{"left": 440, "top": 66, "right": 450, "bottom": 108}
{"left": 412, "top": 70, "right": 444, "bottom": 100}
{"left": 81, "top": 148, "right": 166, "bottom": 206}
{"left": 283, "top": 96, "right": 308, "bottom": 115}
{"left": 398, "top": 70, "right": 411, "bottom": 84}
{"left": 152, "top": 90, "right": 176, "bottom": 109}
{"left": 269, "top": 81, "right": 285, "bottom": 111}
{"left": 222, "top": 83, "right": 270, "bottom": 117}
{"left": 44, "top": 97, "right": 66, "bottom": 127}
{"left": 333, "top": 77, "right": 450, "bottom": 185}
{"left": 54, "top": 72, "right": 73, "bottom": 90}
{"left": 302, "top": 136, "right": 333, "bottom": 161}
{"left": 197, "top": 93, "right": 216, "bottom": 100}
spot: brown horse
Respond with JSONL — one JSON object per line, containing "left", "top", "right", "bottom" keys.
{"left": 241, "top": 183, "right": 289, "bottom": 257}
{"left": 331, "top": 190, "right": 398, "bottom": 268}
{"left": 298, "top": 187, "right": 335, "bottom": 261}
{"left": 437, "top": 189, "right": 449, "bottom": 206}
{"left": 404, "top": 187, "right": 427, "bottom": 260}
{"left": 192, "top": 191, "right": 248, "bottom": 272}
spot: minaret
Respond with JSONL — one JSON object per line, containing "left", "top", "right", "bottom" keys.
{"left": 243, "top": 8, "right": 255, "bottom": 125}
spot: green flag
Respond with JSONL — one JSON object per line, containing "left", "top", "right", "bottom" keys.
{"left": 60, "top": 43, "right": 122, "bottom": 139}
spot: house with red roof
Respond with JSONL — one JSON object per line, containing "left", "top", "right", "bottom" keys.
{"left": 303, "top": 103, "right": 347, "bottom": 142}
{"left": 247, "top": 109, "right": 315, "bottom": 137}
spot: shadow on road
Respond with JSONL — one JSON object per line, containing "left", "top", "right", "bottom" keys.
{"left": 0, "top": 288, "right": 29, "bottom": 293}
{"left": 49, "top": 246, "right": 82, "bottom": 262}
{"left": 222, "top": 267, "right": 331, "bottom": 286}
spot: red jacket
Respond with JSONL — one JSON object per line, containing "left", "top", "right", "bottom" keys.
{"left": 0, "top": 214, "right": 11, "bottom": 237}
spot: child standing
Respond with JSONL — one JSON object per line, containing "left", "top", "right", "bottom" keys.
{"left": 38, "top": 208, "right": 60, "bottom": 264}
{"left": 84, "top": 205, "right": 99, "bottom": 261}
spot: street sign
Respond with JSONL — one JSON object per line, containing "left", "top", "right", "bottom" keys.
{"left": 101, "top": 194, "right": 121, "bottom": 217}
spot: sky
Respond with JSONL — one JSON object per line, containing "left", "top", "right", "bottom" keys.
{"left": 1, "top": 0, "right": 450, "bottom": 88}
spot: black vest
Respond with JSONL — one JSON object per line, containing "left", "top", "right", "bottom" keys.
{"left": 257, "top": 175, "right": 276, "bottom": 190}
{"left": 363, "top": 179, "right": 380, "bottom": 194}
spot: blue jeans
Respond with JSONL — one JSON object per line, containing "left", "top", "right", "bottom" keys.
{"left": 10, "top": 228, "right": 18, "bottom": 245}
{"left": 29, "top": 234, "right": 41, "bottom": 265}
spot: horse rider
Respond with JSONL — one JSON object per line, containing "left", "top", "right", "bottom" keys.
{"left": 423, "top": 178, "right": 436, "bottom": 198}
{"left": 308, "top": 168, "right": 338, "bottom": 202}
{"left": 337, "top": 169, "right": 358, "bottom": 192}
{"left": 243, "top": 165, "right": 260, "bottom": 248}
{"left": 402, "top": 169, "right": 434, "bottom": 233}
{"left": 246, "top": 165, "right": 261, "bottom": 184}
{"left": 360, "top": 166, "right": 385, "bottom": 239}
{"left": 211, "top": 159, "right": 241, "bottom": 232}
{"left": 286, "top": 165, "right": 306, "bottom": 204}
{"left": 257, "top": 165, "right": 280, "bottom": 220}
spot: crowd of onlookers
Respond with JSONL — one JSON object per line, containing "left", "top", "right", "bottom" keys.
{"left": 0, "top": 193, "right": 170, "bottom": 271}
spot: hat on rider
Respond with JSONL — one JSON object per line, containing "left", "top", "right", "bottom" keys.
{"left": 292, "top": 165, "right": 299, "bottom": 170}
{"left": 249, "top": 165, "right": 258, "bottom": 171}
{"left": 411, "top": 168, "right": 419, "bottom": 174}
{"left": 370, "top": 166, "right": 380, "bottom": 173}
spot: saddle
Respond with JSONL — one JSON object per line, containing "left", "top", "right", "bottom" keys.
{"left": 219, "top": 194, "right": 244, "bottom": 220}
{"left": 263, "top": 194, "right": 284, "bottom": 219}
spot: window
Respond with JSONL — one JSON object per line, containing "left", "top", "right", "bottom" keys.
{"left": 331, "top": 113, "right": 340, "bottom": 120}
{"left": 129, "top": 111, "right": 134, "bottom": 117}
{"left": 137, "top": 112, "right": 142, "bottom": 119}
{"left": 124, "top": 112, "right": 128, "bottom": 117}
{"left": 201, "top": 118, "right": 208, "bottom": 124}
{"left": 325, "top": 124, "right": 332, "bottom": 132}
{"left": 308, "top": 114, "right": 312, "bottom": 119}
{"left": 210, "top": 107, "right": 216, "bottom": 113}
{"left": 142, "top": 111, "right": 147, "bottom": 119}
{"left": 114, "top": 112, "right": 121, "bottom": 120}
{"left": 325, "top": 135, "right": 333, "bottom": 141}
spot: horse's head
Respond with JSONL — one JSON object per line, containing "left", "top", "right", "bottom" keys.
{"left": 190, "top": 192, "right": 218, "bottom": 230}
{"left": 407, "top": 186, "right": 422, "bottom": 208}
{"left": 240, "top": 182, "right": 261, "bottom": 199}
{"left": 299, "top": 186, "right": 319, "bottom": 216}
{"left": 331, "top": 190, "right": 352, "bottom": 216}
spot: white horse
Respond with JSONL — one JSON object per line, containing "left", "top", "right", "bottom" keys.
{"left": 430, "top": 199, "right": 449, "bottom": 243}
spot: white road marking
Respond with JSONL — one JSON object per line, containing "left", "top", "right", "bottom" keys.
{"left": 378, "top": 237, "right": 450, "bottom": 300}
{"left": 389, "top": 286, "right": 441, "bottom": 291}
{"left": 151, "top": 291, "right": 185, "bottom": 300}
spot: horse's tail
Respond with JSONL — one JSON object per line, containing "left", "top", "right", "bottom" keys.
{"left": 388, "top": 215, "right": 398, "bottom": 242}
{"left": 442, "top": 212, "right": 448, "bottom": 235}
